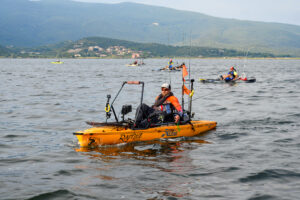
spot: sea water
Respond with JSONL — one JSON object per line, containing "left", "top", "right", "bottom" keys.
{"left": 0, "top": 58, "right": 299, "bottom": 200}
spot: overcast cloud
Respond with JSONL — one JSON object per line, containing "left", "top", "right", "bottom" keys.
{"left": 74, "top": 0, "right": 300, "bottom": 26}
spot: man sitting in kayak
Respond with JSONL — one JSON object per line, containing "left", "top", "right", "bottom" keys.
{"left": 220, "top": 66, "right": 238, "bottom": 81}
{"left": 135, "top": 83, "right": 183, "bottom": 128}
{"left": 168, "top": 59, "right": 174, "bottom": 70}
{"left": 162, "top": 59, "right": 175, "bottom": 70}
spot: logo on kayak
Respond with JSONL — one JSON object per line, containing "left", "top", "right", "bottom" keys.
{"left": 119, "top": 132, "right": 143, "bottom": 143}
{"left": 162, "top": 129, "right": 177, "bottom": 137}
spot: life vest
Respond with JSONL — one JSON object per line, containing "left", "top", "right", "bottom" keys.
{"left": 228, "top": 70, "right": 238, "bottom": 79}
{"left": 153, "top": 93, "right": 183, "bottom": 121}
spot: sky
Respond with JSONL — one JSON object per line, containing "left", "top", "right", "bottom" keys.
{"left": 74, "top": 0, "right": 300, "bottom": 26}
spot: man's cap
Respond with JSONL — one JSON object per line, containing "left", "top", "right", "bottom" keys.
{"left": 161, "top": 83, "right": 171, "bottom": 89}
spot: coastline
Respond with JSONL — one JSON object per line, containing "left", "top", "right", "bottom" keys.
{"left": 0, "top": 56, "right": 299, "bottom": 60}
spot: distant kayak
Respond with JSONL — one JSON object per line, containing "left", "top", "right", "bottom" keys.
{"left": 51, "top": 61, "right": 63, "bottom": 64}
{"left": 199, "top": 78, "right": 256, "bottom": 83}
{"left": 126, "top": 61, "right": 145, "bottom": 67}
{"left": 126, "top": 64, "right": 141, "bottom": 67}
{"left": 159, "top": 68, "right": 181, "bottom": 72}
{"left": 157, "top": 63, "right": 186, "bottom": 71}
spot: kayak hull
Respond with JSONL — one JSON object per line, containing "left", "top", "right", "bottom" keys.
{"left": 74, "top": 120, "right": 217, "bottom": 147}
{"left": 199, "top": 78, "right": 256, "bottom": 83}
{"left": 51, "top": 61, "right": 63, "bottom": 64}
{"left": 126, "top": 64, "right": 140, "bottom": 67}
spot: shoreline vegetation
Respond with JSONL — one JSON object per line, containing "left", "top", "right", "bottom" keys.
{"left": 0, "top": 37, "right": 295, "bottom": 59}
{"left": 0, "top": 56, "right": 298, "bottom": 60}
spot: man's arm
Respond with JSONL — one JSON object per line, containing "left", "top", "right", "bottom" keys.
{"left": 168, "top": 96, "right": 183, "bottom": 123}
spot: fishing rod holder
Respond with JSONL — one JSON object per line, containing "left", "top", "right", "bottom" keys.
{"left": 105, "top": 81, "right": 144, "bottom": 123}
{"left": 188, "top": 79, "right": 195, "bottom": 119}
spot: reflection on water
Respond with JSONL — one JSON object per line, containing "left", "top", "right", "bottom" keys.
{"left": 74, "top": 138, "right": 210, "bottom": 199}
{"left": 75, "top": 138, "right": 210, "bottom": 162}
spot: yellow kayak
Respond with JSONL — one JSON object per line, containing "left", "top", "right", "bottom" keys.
{"left": 73, "top": 80, "right": 217, "bottom": 147}
{"left": 51, "top": 61, "right": 63, "bottom": 64}
{"left": 74, "top": 120, "right": 216, "bottom": 147}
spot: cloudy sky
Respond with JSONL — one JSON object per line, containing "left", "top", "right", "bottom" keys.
{"left": 74, "top": 0, "right": 300, "bottom": 26}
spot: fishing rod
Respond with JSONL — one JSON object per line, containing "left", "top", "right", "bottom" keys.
{"left": 188, "top": 30, "right": 192, "bottom": 87}
{"left": 186, "top": 85, "right": 235, "bottom": 104}
{"left": 181, "top": 29, "right": 194, "bottom": 118}
{"left": 242, "top": 47, "right": 254, "bottom": 79}
{"left": 188, "top": 30, "right": 193, "bottom": 118}
{"left": 168, "top": 58, "right": 172, "bottom": 87}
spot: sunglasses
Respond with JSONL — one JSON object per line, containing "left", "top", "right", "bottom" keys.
{"left": 161, "top": 88, "right": 169, "bottom": 91}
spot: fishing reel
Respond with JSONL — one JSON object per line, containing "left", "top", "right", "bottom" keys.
{"left": 105, "top": 94, "right": 111, "bottom": 120}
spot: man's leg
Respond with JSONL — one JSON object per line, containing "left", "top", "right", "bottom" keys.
{"left": 135, "top": 103, "right": 155, "bottom": 126}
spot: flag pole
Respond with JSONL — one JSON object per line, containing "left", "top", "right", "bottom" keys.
{"left": 182, "top": 63, "right": 189, "bottom": 112}
{"left": 188, "top": 79, "right": 194, "bottom": 118}
{"left": 181, "top": 68, "right": 185, "bottom": 111}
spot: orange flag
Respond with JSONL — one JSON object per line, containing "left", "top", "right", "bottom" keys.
{"left": 183, "top": 85, "right": 191, "bottom": 95}
{"left": 182, "top": 64, "right": 188, "bottom": 81}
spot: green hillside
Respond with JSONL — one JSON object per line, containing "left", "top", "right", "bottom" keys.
{"left": 0, "top": 45, "right": 11, "bottom": 57}
{"left": 6, "top": 37, "right": 283, "bottom": 58}
{"left": 1, "top": 0, "right": 300, "bottom": 56}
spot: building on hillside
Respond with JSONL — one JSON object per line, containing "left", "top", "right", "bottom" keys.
{"left": 67, "top": 48, "right": 82, "bottom": 53}
{"left": 132, "top": 53, "right": 140, "bottom": 58}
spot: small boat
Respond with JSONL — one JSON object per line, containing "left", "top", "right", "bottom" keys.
{"left": 159, "top": 68, "right": 181, "bottom": 72}
{"left": 152, "top": 68, "right": 181, "bottom": 72}
{"left": 51, "top": 61, "right": 63, "bottom": 64}
{"left": 126, "top": 59, "right": 145, "bottom": 67}
{"left": 199, "top": 77, "right": 256, "bottom": 83}
{"left": 157, "top": 62, "right": 186, "bottom": 72}
{"left": 74, "top": 81, "right": 217, "bottom": 147}
{"left": 126, "top": 63, "right": 140, "bottom": 67}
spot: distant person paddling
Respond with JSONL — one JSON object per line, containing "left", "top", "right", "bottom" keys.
{"left": 168, "top": 59, "right": 174, "bottom": 70}
{"left": 220, "top": 66, "right": 238, "bottom": 81}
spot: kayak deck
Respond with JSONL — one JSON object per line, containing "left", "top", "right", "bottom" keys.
{"left": 74, "top": 120, "right": 217, "bottom": 147}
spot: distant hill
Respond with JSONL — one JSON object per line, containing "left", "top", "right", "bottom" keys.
{"left": 1, "top": 0, "right": 300, "bottom": 56}
{"left": 0, "top": 45, "right": 11, "bottom": 57}
{"left": 4, "top": 37, "right": 283, "bottom": 58}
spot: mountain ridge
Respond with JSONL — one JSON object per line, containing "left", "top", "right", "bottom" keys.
{"left": 1, "top": 0, "right": 300, "bottom": 56}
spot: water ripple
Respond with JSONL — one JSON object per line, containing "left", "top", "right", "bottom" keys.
{"left": 1, "top": 58, "right": 300, "bottom": 200}
{"left": 239, "top": 169, "right": 300, "bottom": 183}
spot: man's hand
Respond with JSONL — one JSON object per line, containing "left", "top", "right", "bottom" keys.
{"left": 174, "top": 115, "right": 180, "bottom": 123}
